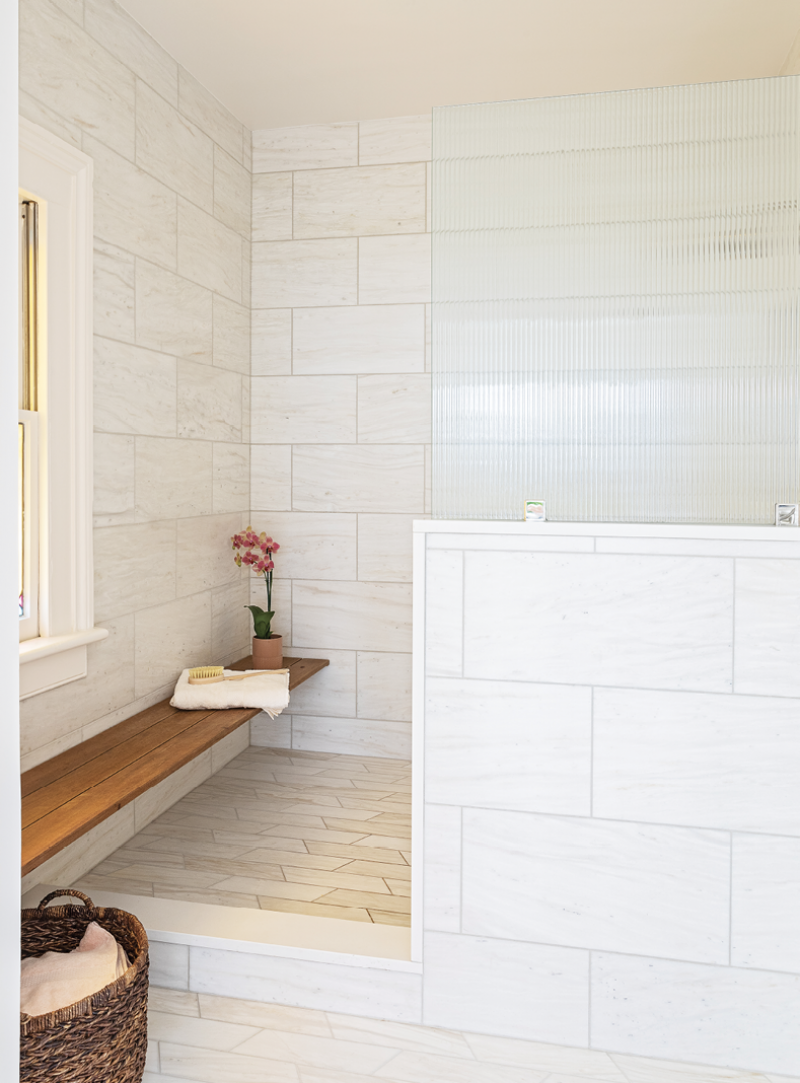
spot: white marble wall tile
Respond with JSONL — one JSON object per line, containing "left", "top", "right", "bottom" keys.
{"left": 241, "top": 358, "right": 251, "bottom": 445}
{"left": 213, "top": 443, "right": 249, "bottom": 513}
{"left": 188, "top": 945, "right": 423, "bottom": 1022}
{"left": 292, "top": 715, "right": 412, "bottom": 759}
{"left": 134, "top": 750, "right": 213, "bottom": 830}
{"left": 243, "top": 131, "right": 253, "bottom": 173}
{"left": 357, "top": 374, "right": 431, "bottom": 443}
{"left": 242, "top": 236, "right": 252, "bottom": 309}
{"left": 87, "top": 134, "right": 177, "bottom": 270}
{"left": 20, "top": 88, "right": 82, "bottom": 149}
{"left": 211, "top": 579, "right": 250, "bottom": 663}
{"left": 425, "top": 549, "right": 463, "bottom": 678}
{"left": 135, "top": 260, "right": 213, "bottom": 365}
{"left": 252, "top": 122, "right": 359, "bottom": 172}
{"left": 426, "top": 678, "right": 591, "bottom": 815}
{"left": 252, "top": 239, "right": 358, "bottom": 308}
{"left": 94, "top": 337, "right": 176, "bottom": 437}
{"left": 150, "top": 943, "right": 190, "bottom": 991}
{"left": 427, "top": 535, "right": 595, "bottom": 553}
{"left": 292, "top": 446, "right": 425, "bottom": 513}
{"left": 178, "top": 67, "right": 244, "bottom": 162}
{"left": 731, "top": 834, "right": 800, "bottom": 973}
{"left": 94, "top": 519, "right": 177, "bottom": 621}
{"left": 94, "top": 241, "right": 135, "bottom": 343}
{"left": 423, "top": 932, "right": 589, "bottom": 1047}
{"left": 252, "top": 173, "right": 293, "bottom": 242}
{"left": 462, "top": 810, "right": 730, "bottom": 963}
{"left": 463, "top": 552, "right": 734, "bottom": 692}
{"left": 357, "top": 514, "right": 415, "bottom": 583}
{"left": 424, "top": 804, "right": 461, "bottom": 933}
{"left": 178, "top": 199, "right": 243, "bottom": 302}
{"left": 134, "top": 593, "right": 212, "bottom": 697}
{"left": 287, "top": 648, "right": 356, "bottom": 718}
{"left": 177, "top": 361, "right": 242, "bottom": 442}
{"left": 136, "top": 81, "right": 214, "bottom": 213}
{"left": 176, "top": 512, "right": 244, "bottom": 596}
{"left": 358, "top": 235, "right": 432, "bottom": 304}
{"left": 359, "top": 115, "right": 432, "bottom": 165}
{"left": 424, "top": 443, "right": 431, "bottom": 513}
{"left": 84, "top": 0, "right": 178, "bottom": 106}
{"left": 734, "top": 559, "right": 800, "bottom": 697}
{"left": 591, "top": 952, "right": 800, "bottom": 1075}
{"left": 250, "top": 512, "right": 356, "bottom": 580}
{"left": 250, "top": 711, "right": 292, "bottom": 749}
{"left": 357, "top": 651, "right": 412, "bottom": 722}
{"left": 293, "top": 304, "right": 424, "bottom": 374}
{"left": 251, "top": 445, "right": 292, "bottom": 511}
{"left": 20, "top": 0, "right": 135, "bottom": 159}
{"left": 251, "top": 375, "right": 357, "bottom": 443}
{"left": 426, "top": 161, "right": 432, "bottom": 232}
{"left": 593, "top": 687, "right": 800, "bottom": 835}
{"left": 94, "top": 432, "right": 135, "bottom": 526}
{"left": 214, "top": 145, "right": 250, "bottom": 238}
{"left": 19, "top": 615, "right": 135, "bottom": 766}
{"left": 252, "top": 310, "right": 292, "bottom": 376}
{"left": 293, "top": 580, "right": 412, "bottom": 652}
{"left": 24, "top": 804, "right": 135, "bottom": 893}
{"left": 213, "top": 295, "right": 250, "bottom": 375}
{"left": 424, "top": 303, "right": 431, "bottom": 372}
{"left": 293, "top": 164, "right": 426, "bottom": 238}
{"left": 135, "top": 436, "right": 213, "bottom": 521}
{"left": 47, "top": 0, "right": 84, "bottom": 23}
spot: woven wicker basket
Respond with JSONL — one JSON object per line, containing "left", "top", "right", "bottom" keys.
{"left": 21, "top": 889, "right": 149, "bottom": 1083}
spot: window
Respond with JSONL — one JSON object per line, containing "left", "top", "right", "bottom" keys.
{"left": 19, "top": 119, "right": 107, "bottom": 699}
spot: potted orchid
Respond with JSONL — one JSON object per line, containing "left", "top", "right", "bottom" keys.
{"left": 232, "top": 527, "right": 283, "bottom": 669}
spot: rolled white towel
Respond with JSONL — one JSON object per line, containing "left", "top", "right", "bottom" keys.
{"left": 170, "top": 668, "right": 290, "bottom": 718}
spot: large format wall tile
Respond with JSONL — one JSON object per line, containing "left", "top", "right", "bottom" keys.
{"left": 463, "top": 552, "right": 733, "bottom": 691}
{"left": 176, "top": 513, "right": 244, "bottom": 596}
{"left": 252, "top": 310, "right": 292, "bottom": 375}
{"left": 84, "top": 0, "right": 178, "bottom": 106}
{"left": 734, "top": 559, "right": 800, "bottom": 697}
{"left": 591, "top": 952, "right": 800, "bottom": 1075}
{"left": 423, "top": 804, "right": 461, "bottom": 933}
{"left": 358, "top": 234, "right": 432, "bottom": 304}
{"left": 214, "top": 144, "right": 250, "bottom": 238}
{"left": 293, "top": 164, "right": 426, "bottom": 238}
{"left": 287, "top": 648, "right": 356, "bottom": 719}
{"left": 461, "top": 810, "right": 730, "bottom": 963}
{"left": 593, "top": 687, "right": 800, "bottom": 834}
{"left": 135, "top": 436, "right": 213, "bottom": 521}
{"left": 422, "top": 932, "right": 589, "bottom": 1047}
{"left": 178, "top": 67, "right": 244, "bottom": 162}
{"left": 211, "top": 579, "right": 250, "bottom": 664}
{"left": 253, "top": 239, "right": 358, "bottom": 308}
{"left": 213, "top": 295, "right": 250, "bottom": 375}
{"left": 357, "top": 514, "right": 415, "bottom": 583}
{"left": 94, "top": 519, "right": 177, "bottom": 621}
{"left": 94, "top": 433, "right": 135, "bottom": 526}
{"left": 94, "top": 337, "right": 176, "bottom": 437}
{"left": 292, "top": 715, "right": 411, "bottom": 759}
{"left": 178, "top": 199, "right": 243, "bottom": 301}
{"left": 731, "top": 834, "right": 800, "bottom": 974}
{"left": 293, "top": 580, "right": 412, "bottom": 652}
{"left": 177, "top": 361, "right": 242, "bottom": 442}
{"left": 253, "top": 122, "right": 359, "bottom": 172}
{"left": 252, "top": 173, "right": 293, "bottom": 242}
{"left": 293, "top": 304, "right": 424, "bottom": 374}
{"left": 134, "top": 593, "right": 212, "bottom": 697}
{"left": 94, "top": 241, "right": 135, "bottom": 343}
{"left": 292, "top": 446, "right": 424, "bottom": 513}
{"left": 251, "top": 446, "right": 292, "bottom": 511}
{"left": 357, "top": 374, "right": 431, "bottom": 443}
{"left": 426, "top": 679, "right": 591, "bottom": 816}
{"left": 359, "top": 115, "right": 432, "bottom": 165}
{"left": 251, "top": 511, "right": 357, "bottom": 580}
{"left": 136, "top": 81, "right": 214, "bottom": 213}
{"left": 135, "top": 260, "right": 213, "bottom": 365}
{"left": 425, "top": 549, "right": 463, "bottom": 678}
{"left": 213, "top": 444, "right": 249, "bottom": 514}
{"left": 21, "top": 0, "right": 135, "bottom": 159}
{"left": 356, "top": 651, "right": 412, "bottom": 722}
{"left": 251, "top": 375, "right": 357, "bottom": 443}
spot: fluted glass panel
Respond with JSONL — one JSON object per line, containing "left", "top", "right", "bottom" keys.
{"left": 432, "top": 78, "right": 800, "bottom": 523}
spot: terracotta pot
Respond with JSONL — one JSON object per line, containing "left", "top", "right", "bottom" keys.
{"left": 251, "top": 634, "right": 283, "bottom": 670}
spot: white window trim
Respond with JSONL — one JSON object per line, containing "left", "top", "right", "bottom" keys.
{"left": 19, "top": 118, "right": 107, "bottom": 699}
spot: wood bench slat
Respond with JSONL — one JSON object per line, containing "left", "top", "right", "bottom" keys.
{"left": 21, "top": 655, "right": 329, "bottom": 877}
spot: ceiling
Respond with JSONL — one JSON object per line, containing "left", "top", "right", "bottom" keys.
{"left": 117, "top": 0, "right": 800, "bottom": 132}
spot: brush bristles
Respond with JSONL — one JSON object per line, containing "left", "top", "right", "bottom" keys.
{"left": 188, "top": 665, "right": 224, "bottom": 680}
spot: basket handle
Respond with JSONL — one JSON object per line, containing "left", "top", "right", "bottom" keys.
{"left": 36, "top": 889, "right": 97, "bottom": 915}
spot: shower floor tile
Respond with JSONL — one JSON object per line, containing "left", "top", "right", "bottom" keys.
{"left": 75, "top": 747, "right": 412, "bottom": 927}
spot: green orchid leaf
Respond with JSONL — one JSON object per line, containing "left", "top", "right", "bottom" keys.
{"left": 245, "top": 605, "right": 275, "bottom": 639}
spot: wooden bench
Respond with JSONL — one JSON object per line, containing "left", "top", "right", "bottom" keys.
{"left": 22, "top": 656, "right": 328, "bottom": 878}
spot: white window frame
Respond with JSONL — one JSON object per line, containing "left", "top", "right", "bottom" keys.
{"left": 19, "top": 119, "right": 107, "bottom": 699}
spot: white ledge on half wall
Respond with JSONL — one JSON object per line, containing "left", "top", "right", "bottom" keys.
{"left": 414, "top": 519, "right": 800, "bottom": 543}
{"left": 19, "top": 627, "right": 109, "bottom": 700}
{"left": 19, "top": 627, "right": 109, "bottom": 663}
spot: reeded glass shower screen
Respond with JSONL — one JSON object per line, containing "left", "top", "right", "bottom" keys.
{"left": 431, "top": 79, "right": 800, "bottom": 523}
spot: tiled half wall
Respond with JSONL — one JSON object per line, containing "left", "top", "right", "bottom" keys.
{"left": 420, "top": 522, "right": 800, "bottom": 1076}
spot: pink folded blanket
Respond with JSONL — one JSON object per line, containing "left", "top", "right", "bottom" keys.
{"left": 21, "top": 920, "right": 130, "bottom": 1017}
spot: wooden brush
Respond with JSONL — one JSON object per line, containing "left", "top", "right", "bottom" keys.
{"left": 187, "top": 665, "right": 266, "bottom": 685}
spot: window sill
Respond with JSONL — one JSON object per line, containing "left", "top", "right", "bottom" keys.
{"left": 19, "top": 628, "right": 109, "bottom": 700}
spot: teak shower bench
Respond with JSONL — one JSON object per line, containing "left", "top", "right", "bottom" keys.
{"left": 21, "top": 655, "right": 329, "bottom": 878}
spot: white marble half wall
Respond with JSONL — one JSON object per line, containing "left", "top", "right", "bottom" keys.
{"left": 417, "top": 520, "right": 800, "bottom": 1076}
